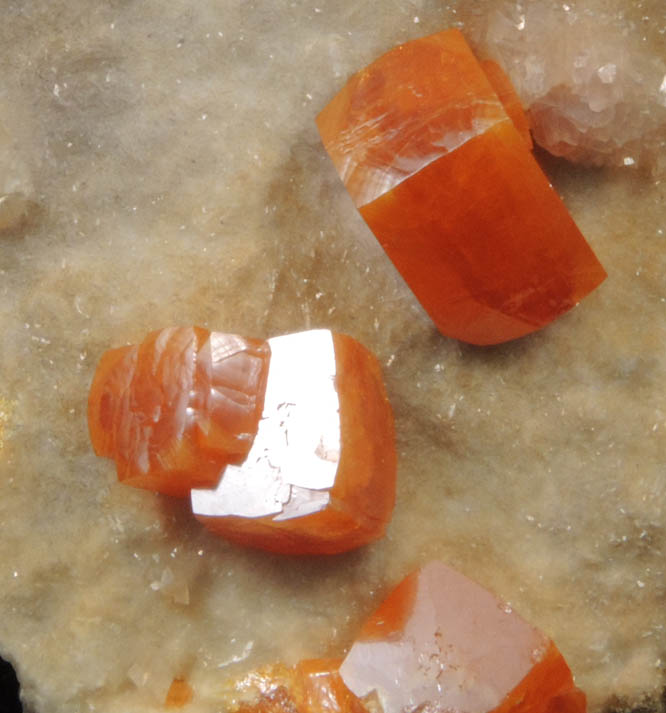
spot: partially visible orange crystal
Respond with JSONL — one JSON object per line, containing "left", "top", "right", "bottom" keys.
{"left": 222, "top": 561, "right": 585, "bottom": 713}
{"left": 339, "top": 561, "right": 586, "bottom": 713}
{"left": 316, "top": 29, "right": 606, "bottom": 345}
{"left": 228, "top": 659, "right": 368, "bottom": 713}
{"left": 88, "top": 327, "right": 270, "bottom": 497}
{"left": 165, "top": 677, "right": 194, "bottom": 708}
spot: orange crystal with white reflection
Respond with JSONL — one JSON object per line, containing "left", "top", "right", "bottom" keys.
{"left": 89, "top": 328, "right": 396, "bottom": 554}
{"left": 88, "top": 327, "right": 271, "bottom": 497}
{"left": 316, "top": 29, "right": 606, "bottom": 345}
{"left": 191, "top": 330, "right": 396, "bottom": 555}
{"left": 339, "top": 560, "right": 586, "bottom": 713}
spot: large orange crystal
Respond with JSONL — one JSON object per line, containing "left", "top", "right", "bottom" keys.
{"left": 89, "top": 328, "right": 396, "bottom": 554}
{"left": 191, "top": 330, "right": 396, "bottom": 555}
{"left": 316, "top": 29, "right": 606, "bottom": 345}
{"left": 88, "top": 327, "right": 270, "bottom": 497}
{"left": 339, "top": 561, "right": 586, "bottom": 713}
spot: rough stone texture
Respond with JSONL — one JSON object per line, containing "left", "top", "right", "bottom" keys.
{"left": 0, "top": 1, "right": 664, "bottom": 712}
{"left": 466, "top": 0, "right": 666, "bottom": 174}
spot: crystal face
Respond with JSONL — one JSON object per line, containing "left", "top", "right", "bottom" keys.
{"left": 88, "top": 327, "right": 270, "bottom": 497}
{"left": 480, "top": 59, "right": 533, "bottom": 149}
{"left": 89, "top": 328, "right": 396, "bottom": 554}
{"left": 192, "top": 330, "right": 396, "bottom": 555}
{"left": 219, "top": 561, "right": 585, "bottom": 713}
{"left": 191, "top": 330, "right": 340, "bottom": 520}
{"left": 316, "top": 29, "right": 607, "bottom": 346}
{"left": 339, "top": 561, "right": 586, "bottom": 713}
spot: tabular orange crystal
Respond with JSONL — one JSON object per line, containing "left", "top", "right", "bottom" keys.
{"left": 228, "top": 659, "right": 369, "bottom": 713}
{"left": 191, "top": 330, "right": 396, "bottom": 555}
{"left": 88, "top": 327, "right": 270, "bottom": 497}
{"left": 339, "top": 560, "right": 586, "bottom": 713}
{"left": 89, "top": 328, "right": 396, "bottom": 555}
{"left": 316, "top": 29, "right": 606, "bottom": 345}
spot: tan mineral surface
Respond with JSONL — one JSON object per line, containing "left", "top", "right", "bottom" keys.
{"left": 0, "top": 1, "right": 664, "bottom": 712}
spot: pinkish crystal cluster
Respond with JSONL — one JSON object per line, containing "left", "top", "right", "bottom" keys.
{"left": 467, "top": 1, "right": 666, "bottom": 174}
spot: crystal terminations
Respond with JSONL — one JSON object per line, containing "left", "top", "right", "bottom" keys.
{"left": 317, "top": 29, "right": 607, "bottom": 346}
{"left": 88, "top": 327, "right": 396, "bottom": 555}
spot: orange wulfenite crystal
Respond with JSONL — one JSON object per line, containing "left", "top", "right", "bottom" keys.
{"left": 191, "top": 330, "right": 396, "bottom": 555}
{"left": 165, "top": 677, "right": 193, "bottom": 708}
{"left": 229, "top": 659, "right": 369, "bottom": 713}
{"left": 339, "top": 561, "right": 586, "bottom": 713}
{"left": 88, "top": 327, "right": 269, "bottom": 497}
{"left": 89, "top": 328, "right": 396, "bottom": 555}
{"left": 316, "top": 29, "right": 606, "bottom": 345}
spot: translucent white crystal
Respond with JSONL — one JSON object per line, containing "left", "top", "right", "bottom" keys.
{"left": 467, "top": 1, "right": 666, "bottom": 174}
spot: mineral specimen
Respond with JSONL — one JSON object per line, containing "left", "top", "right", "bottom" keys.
{"left": 316, "top": 29, "right": 607, "bottom": 345}
{"left": 88, "top": 326, "right": 270, "bottom": 497}
{"left": 191, "top": 330, "right": 396, "bottom": 555}
{"left": 221, "top": 561, "right": 585, "bottom": 713}
{"left": 89, "top": 328, "right": 395, "bottom": 554}
{"left": 468, "top": 2, "right": 666, "bottom": 174}
{"left": 339, "top": 560, "right": 586, "bottom": 713}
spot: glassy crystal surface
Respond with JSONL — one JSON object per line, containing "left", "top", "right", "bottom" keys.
{"left": 340, "top": 561, "right": 586, "bottom": 713}
{"left": 88, "top": 327, "right": 270, "bottom": 496}
{"left": 192, "top": 330, "right": 396, "bottom": 555}
{"left": 89, "top": 327, "right": 395, "bottom": 554}
{"left": 317, "top": 29, "right": 607, "bottom": 346}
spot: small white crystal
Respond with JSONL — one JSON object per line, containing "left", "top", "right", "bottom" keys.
{"left": 127, "top": 663, "right": 149, "bottom": 688}
{"left": 597, "top": 63, "right": 617, "bottom": 84}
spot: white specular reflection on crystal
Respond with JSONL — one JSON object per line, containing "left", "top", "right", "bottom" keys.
{"left": 339, "top": 111, "right": 507, "bottom": 207}
{"left": 340, "top": 562, "right": 547, "bottom": 713}
{"left": 191, "top": 330, "right": 341, "bottom": 520}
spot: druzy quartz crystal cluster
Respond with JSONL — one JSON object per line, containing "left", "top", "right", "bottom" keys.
{"left": 468, "top": 2, "right": 666, "bottom": 174}
{"left": 226, "top": 562, "right": 585, "bottom": 713}
{"left": 317, "top": 29, "right": 607, "bottom": 345}
{"left": 88, "top": 327, "right": 396, "bottom": 555}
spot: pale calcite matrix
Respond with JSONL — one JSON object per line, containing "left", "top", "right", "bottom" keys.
{"left": 0, "top": 1, "right": 664, "bottom": 712}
